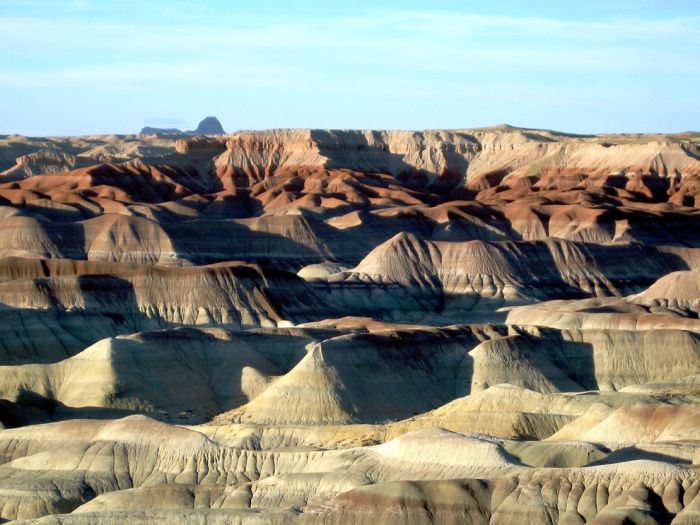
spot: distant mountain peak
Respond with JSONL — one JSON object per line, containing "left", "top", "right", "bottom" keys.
{"left": 140, "top": 116, "right": 225, "bottom": 136}
{"left": 193, "top": 116, "right": 225, "bottom": 135}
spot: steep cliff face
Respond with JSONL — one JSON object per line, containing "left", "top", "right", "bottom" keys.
{"left": 2, "top": 149, "right": 81, "bottom": 180}
{"left": 465, "top": 128, "right": 700, "bottom": 183}
{"left": 3, "top": 127, "right": 700, "bottom": 194}
{"left": 213, "top": 128, "right": 700, "bottom": 191}
{"left": 213, "top": 129, "right": 480, "bottom": 191}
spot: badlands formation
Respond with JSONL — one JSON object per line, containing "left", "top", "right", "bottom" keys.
{"left": 0, "top": 125, "right": 697, "bottom": 523}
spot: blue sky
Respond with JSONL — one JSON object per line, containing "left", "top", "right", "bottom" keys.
{"left": 1, "top": 1, "right": 698, "bottom": 135}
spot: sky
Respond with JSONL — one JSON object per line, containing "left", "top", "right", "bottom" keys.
{"left": 1, "top": 0, "right": 698, "bottom": 136}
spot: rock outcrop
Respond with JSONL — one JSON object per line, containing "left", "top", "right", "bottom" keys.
{"left": 139, "top": 116, "right": 225, "bottom": 136}
{"left": 192, "top": 116, "right": 225, "bottom": 135}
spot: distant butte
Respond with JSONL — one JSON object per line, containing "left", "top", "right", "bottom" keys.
{"left": 140, "top": 115, "right": 225, "bottom": 135}
{"left": 192, "top": 116, "right": 225, "bottom": 135}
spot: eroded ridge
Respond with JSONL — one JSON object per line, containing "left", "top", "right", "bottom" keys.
{"left": 0, "top": 126, "right": 697, "bottom": 523}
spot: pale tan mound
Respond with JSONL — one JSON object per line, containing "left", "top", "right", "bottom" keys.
{"left": 297, "top": 263, "right": 349, "bottom": 280}
{"left": 188, "top": 420, "right": 384, "bottom": 450}
{"left": 531, "top": 327, "right": 700, "bottom": 391}
{"left": 0, "top": 327, "right": 283, "bottom": 421}
{"left": 192, "top": 383, "right": 695, "bottom": 452}
{"left": 505, "top": 297, "right": 700, "bottom": 332}
{"left": 468, "top": 335, "right": 584, "bottom": 393}
{"left": 550, "top": 404, "right": 700, "bottom": 443}
{"left": 308, "top": 478, "right": 492, "bottom": 525}
{"left": 80, "top": 214, "right": 180, "bottom": 266}
{"left": 233, "top": 215, "right": 336, "bottom": 260}
{"left": 0, "top": 414, "right": 698, "bottom": 523}
{"left": 69, "top": 484, "right": 295, "bottom": 524}
{"left": 371, "top": 428, "right": 519, "bottom": 470}
{"left": 324, "top": 232, "right": 693, "bottom": 321}
{"left": 503, "top": 440, "right": 609, "bottom": 468}
{"left": 0, "top": 417, "right": 509, "bottom": 521}
{"left": 308, "top": 461, "right": 699, "bottom": 525}
{"left": 0, "top": 215, "right": 64, "bottom": 259}
{"left": 321, "top": 233, "right": 536, "bottom": 320}
{"left": 637, "top": 271, "right": 700, "bottom": 301}
{"left": 219, "top": 324, "right": 698, "bottom": 426}
{"left": 620, "top": 375, "right": 700, "bottom": 395}
{"left": 387, "top": 384, "right": 658, "bottom": 441}
{"left": 221, "top": 326, "right": 500, "bottom": 425}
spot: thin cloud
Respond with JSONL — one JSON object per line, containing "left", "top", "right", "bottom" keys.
{"left": 2, "top": 10, "right": 696, "bottom": 78}
{"left": 0, "top": 61, "right": 303, "bottom": 90}
{"left": 1, "top": 9, "right": 697, "bottom": 49}
{"left": 391, "top": 11, "right": 699, "bottom": 41}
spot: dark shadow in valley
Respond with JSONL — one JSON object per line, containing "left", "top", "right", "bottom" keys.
{"left": 528, "top": 330, "right": 599, "bottom": 391}
{"left": 162, "top": 218, "right": 335, "bottom": 271}
{"left": 587, "top": 446, "right": 693, "bottom": 466}
{"left": 0, "top": 275, "right": 159, "bottom": 365}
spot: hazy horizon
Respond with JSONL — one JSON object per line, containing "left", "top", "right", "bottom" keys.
{"left": 4, "top": 121, "right": 700, "bottom": 140}
{"left": 2, "top": 0, "right": 698, "bottom": 136}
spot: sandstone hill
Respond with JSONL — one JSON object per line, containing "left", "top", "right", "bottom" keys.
{"left": 0, "top": 126, "right": 697, "bottom": 523}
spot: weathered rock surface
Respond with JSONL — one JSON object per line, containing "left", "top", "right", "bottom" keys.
{"left": 0, "top": 261, "right": 331, "bottom": 364}
{"left": 0, "top": 126, "right": 698, "bottom": 523}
